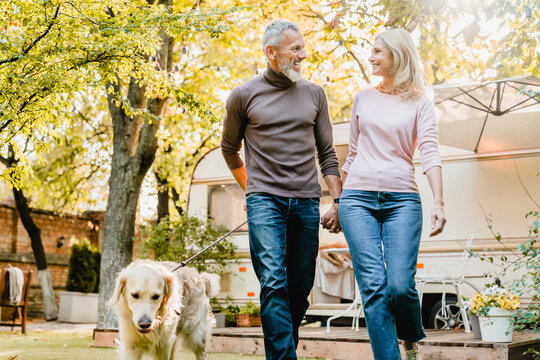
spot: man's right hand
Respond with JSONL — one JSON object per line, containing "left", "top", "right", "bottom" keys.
{"left": 321, "top": 204, "right": 341, "bottom": 233}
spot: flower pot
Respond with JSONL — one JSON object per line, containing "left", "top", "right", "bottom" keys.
{"left": 214, "top": 313, "right": 226, "bottom": 328}
{"left": 249, "top": 314, "right": 261, "bottom": 327}
{"left": 58, "top": 291, "right": 98, "bottom": 323}
{"left": 478, "top": 308, "right": 514, "bottom": 342}
{"left": 236, "top": 314, "right": 261, "bottom": 327}
{"left": 224, "top": 313, "right": 237, "bottom": 327}
{"left": 236, "top": 314, "right": 251, "bottom": 327}
{"left": 468, "top": 313, "right": 482, "bottom": 339}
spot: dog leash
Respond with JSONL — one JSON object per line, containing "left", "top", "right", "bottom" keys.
{"left": 172, "top": 220, "right": 248, "bottom": 272}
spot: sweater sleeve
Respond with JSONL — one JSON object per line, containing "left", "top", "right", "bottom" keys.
{"left": 342, "top": 93, "right": 359, "bottom": 173}
{"left": 314, "top": 86, "right": 340, "bottom": 177}
{"left": 416, "top": 98, "right": 442, "bottom": 173}
{"left": 221, "top": 88, "right": 247, "bottom": 170}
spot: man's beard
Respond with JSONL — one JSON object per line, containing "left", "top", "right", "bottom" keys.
{"left": 279, "top": 61, "right": 302, "bottom": 82}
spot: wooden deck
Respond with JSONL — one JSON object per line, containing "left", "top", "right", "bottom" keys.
{"left": 209, "top": 326, "right": 540, "bottom": 360}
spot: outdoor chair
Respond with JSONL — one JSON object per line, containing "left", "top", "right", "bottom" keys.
{"left": 321, "top": 248, "right": 364, "bottom": 332}
{"left": 415, "top": 233, "right": 475, "bottom": 333}
{"left": 326, "top": 280, "right": 362, "bottom": 332}
{"left": 0, "top": 268, "right": 32, "bottom": 334}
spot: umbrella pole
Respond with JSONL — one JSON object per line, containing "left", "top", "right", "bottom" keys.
{"left": 474, "top": 90, "right": 497, "bottom": 153}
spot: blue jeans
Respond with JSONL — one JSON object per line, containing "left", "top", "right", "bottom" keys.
{"left": 339, "top": 190, "right": 426, "bottom": 360}
{"left": 246, "top": 193, "right": 320, "bottom": 360}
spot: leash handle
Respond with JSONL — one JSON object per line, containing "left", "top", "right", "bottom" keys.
{"left": 172, "top": 220, "right": 248, "bottom": 272}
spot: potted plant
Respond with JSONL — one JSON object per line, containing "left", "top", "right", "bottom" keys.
{"left": 221, "top": 304, "right": 240, "bottom": 327}
{"left": 469, "top": 209, "right": 539, "bottom": 354}
{"left": 236, "top": 301, "right": 261, "bottom": 327}
{"left": 469, "top": 285, "right": 520, "bottom": 342}
{"left": 58, "top": 238, "right": 101, "bottom": 323}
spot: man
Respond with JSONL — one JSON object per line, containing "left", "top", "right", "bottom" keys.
{"left": 221, "top": 19, "right": 342, "bottom": 360}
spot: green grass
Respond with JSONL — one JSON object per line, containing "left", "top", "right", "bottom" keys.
{"left": 0, "top": 331, "right": 116, "bottom": 360}
{"left": 0, "top": 330, "right": 321, "bottom": 360}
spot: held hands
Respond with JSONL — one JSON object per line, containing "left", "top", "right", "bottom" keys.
{"left": 429, "top": 203, "right": 446, "bottom": 237}
{"left": 321, "top": 203, "right": 341, "bottom": 234}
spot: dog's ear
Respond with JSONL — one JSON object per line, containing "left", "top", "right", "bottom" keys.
{"left": 162, "top": 272, "right": 175, "bottom": 309}
{"left": 108, "top": 270, "right": 127, "bottom": 307}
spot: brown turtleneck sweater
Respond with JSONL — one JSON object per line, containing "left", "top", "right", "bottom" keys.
{"left": 221, "top": 64, "right": 340, "bottom": 198}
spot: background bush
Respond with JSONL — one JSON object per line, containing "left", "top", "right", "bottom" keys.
{"left": 238, "top": 301, "right": 260, "bottom": 316}
{"left": 66, "top": 238, "right": 101, "bottom": 293}
{"left": 475, "top": 210, "right": 539, "bottom": 359}
{"left": 139, "top": 215, "right": 237, "bottom": 276}
{"left": 511, "top": 211, "right": 539, "bottom": 357}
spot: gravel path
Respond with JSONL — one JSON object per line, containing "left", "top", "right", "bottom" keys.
{"left": 0, "top": 320, "right": 97, "bottom": 333}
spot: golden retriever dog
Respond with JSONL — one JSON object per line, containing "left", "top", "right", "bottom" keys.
{"left": 109, "top": 259, "right": 220, "bottom": 360}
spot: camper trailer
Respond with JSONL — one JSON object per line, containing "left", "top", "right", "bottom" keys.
{"left": 187, "top": 77, "right": 540, "bottom": 329}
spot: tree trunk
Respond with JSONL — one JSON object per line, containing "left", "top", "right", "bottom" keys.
{"left": 171, "top": 185, "right": 184, "bottom": 216}
{"left": 12, "top": 187, "right": 58, "bottom": 320}
{"left": 156, "top": 170, "right": 170, "bottom": 222}
{"left": 97, "top": 158, "right": 147, "bottom": 328}
{"left": 97, "top": 0, "right": 173, "bottom": 329}
{"left": 155, "top": 144, "right": 172, "bottom": 222}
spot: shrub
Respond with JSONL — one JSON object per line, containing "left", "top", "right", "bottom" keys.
{"left": 139, "top": 215, "right": 237, "bottom": 276}
{"left": 221, "top": 304, "right": 240, "bottom": 327}
{"left": 238, "top": 301, "right": 260, "bottom": 316}
{"left": 65, "top": 238, "right": 101, "bottom": 293}
{"left": 511, "top": 212, "right": 539, "bottom": 343}
{"left": 475, "top": 210, "right": 539, "bottom": 358}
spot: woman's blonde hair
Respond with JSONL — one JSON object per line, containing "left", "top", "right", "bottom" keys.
{"left": 376, "top": 29, "right": 432, "bottom": 100}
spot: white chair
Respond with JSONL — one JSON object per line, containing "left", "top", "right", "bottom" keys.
{"left": 321, "top": 248, "right": 363, "bottom": 332}
{"left": 415, "top": 233, "right": 475, "bottom": 333}
{"left": 325, "top": 279, "right": 363, "bottom": 332}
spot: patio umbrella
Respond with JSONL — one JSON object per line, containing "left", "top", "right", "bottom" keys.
{"left": 433, "top": 76, "right": 540, "bottom": 154}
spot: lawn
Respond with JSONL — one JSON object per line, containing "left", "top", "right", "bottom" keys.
{"left": 0, "top": 330, "right": 322, "bottom": 360}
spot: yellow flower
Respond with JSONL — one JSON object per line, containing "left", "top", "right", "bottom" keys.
{"left": 510, "top": 299, "right": 520, "bottom": 309}
{"left": 469, "top": 289, "right": 521, "bottom": 313}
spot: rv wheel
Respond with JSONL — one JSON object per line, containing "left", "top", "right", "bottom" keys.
{"left": 428, "top": 298, "right": 466, "bottom": 330}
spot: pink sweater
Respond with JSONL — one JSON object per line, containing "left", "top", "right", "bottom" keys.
{"left": 342, "top": 88, "right": 441, "bottom": 193}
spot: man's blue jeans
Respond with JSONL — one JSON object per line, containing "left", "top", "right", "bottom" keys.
{"left": 339, "top": 190, "right": 426, "bottom": 360}
{"left": 246, "top": 193, "right": 320, "bottom": 360}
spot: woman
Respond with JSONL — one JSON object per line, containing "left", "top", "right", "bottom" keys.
{"left": 339, "top": 29, "right": 446, "bottom": 360}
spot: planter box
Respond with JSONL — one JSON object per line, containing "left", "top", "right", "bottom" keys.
{"left": 58, "top": 291, "right": 98, "bottom": 323}
{"left": 214, "top": 313, "right": 226, "bottom": 328}
{"left": 93, "top": 328, "right": 119, "bottom": 348}
{"left": 236, "top": 314, "right": 261, "bottom": 327}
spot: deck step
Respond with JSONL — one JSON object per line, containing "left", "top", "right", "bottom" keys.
{"left": 209, "top": 327, "right": 540, "bottom": 360}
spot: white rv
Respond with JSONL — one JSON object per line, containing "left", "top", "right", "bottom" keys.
{"left": 187, "top": 77, "right": 540, "bottom": 329}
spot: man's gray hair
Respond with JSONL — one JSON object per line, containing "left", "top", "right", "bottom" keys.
{"left": 262, "top": 19, "right": 301, "bottom": 55}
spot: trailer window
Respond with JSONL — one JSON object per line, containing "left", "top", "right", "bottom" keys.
{"left": 208, "top": 183, "right": 248, "bottom": 231}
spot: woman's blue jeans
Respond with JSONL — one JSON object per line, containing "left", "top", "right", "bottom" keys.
{"left": 246, "top": 193, "right": 320, "bottom": 360}
{"left": 339, "top": 189, "right": 426, "bottom": 360}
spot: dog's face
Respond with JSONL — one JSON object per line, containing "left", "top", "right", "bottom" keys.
{"left": 110, "top": 263, "right": 174, "bottom": 334}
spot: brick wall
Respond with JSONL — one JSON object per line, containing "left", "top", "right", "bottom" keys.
{"left": 0, "top": 203, "right": 104, "bottom": 319}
